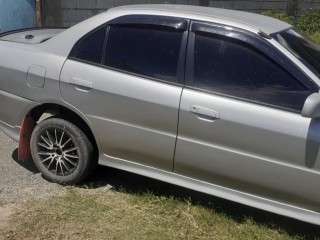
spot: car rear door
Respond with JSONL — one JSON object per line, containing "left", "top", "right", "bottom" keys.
{"left": 60, "top": 16, "right": 188, "bottom": 171}
{"left": 174, "top": 22, "right": 320, "bottom": 211}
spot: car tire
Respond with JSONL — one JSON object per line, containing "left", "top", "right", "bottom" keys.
{"left": 30, "top": 117, "right": 96, "bottom": 184}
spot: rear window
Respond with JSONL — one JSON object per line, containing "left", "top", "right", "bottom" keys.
{"left": 104, "top": 26, "right": 183, "bottom": 83}
{"left": 70, "top": 27, "right": 107, "bottom": 64}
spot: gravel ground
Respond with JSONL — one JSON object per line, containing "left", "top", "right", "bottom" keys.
{"left": 0, "top": 130, "right": 63, "bottom": 206}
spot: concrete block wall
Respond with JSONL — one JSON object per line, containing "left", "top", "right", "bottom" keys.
{"left": 43, "top": 0, "right": 320, "bottom": 27}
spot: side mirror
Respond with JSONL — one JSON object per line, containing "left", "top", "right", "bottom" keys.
{"left": 302, "top": 93, "right": 320, "bottom": 118}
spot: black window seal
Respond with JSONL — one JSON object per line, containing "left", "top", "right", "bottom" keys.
{"left": 101, "top": 26, "right": 110, "bottom": 65}
{"left": 176, "top": 30, "right": 189, "bottom": 85}
{"left": 185, "top": 32, "right": 195, "bottom": 87}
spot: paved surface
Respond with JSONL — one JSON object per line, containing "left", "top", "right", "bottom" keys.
{"left": 0, "top": 131, "right": 63, "bottom": 206}
{"left": 0, "top": 130, "right": 64, "bottom": 230}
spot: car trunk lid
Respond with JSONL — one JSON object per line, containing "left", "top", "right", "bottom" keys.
{"left": 0, "top": 28, "right": 65, "bottom": 44}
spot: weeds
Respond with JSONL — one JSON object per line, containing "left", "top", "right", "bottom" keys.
{"left": 262, "top": 8, "right": 320, "bottom": 44}
{"left": 1, "top": 188, "right": 304, "bottom": 240}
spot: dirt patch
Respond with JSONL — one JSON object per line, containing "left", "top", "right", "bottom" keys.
{"left": 0, "top": 204, "right": 14, "bottom": 229}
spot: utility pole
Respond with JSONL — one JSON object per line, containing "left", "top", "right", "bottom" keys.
{"left": 36, "top": 0, "right": 43, "bottom": 27}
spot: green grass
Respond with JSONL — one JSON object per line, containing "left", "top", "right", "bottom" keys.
{"left": 1, "top": 187, "right": 316, "bottom": 240}
{"left": 261, "top": 8, "right": 320, "bottom": 46}
{"left": 310, "top": 32, "right": 320, "bottom": 44}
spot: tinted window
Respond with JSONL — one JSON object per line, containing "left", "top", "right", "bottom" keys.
{"left": 194, "top": 33, "right": 312, "bottom": 111}
{"left": 105, "top": 26, "right": 183, "bottom": 83}
{"left": 70, "top": 27, "right": 106, "bottom": 64}
{"left": 273, "top": 29, "right": 320, "bottom": 78}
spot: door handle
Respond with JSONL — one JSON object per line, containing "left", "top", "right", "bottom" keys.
{"left": 69, "top": 77, "right": 93, "bottom": 91}
{"left": 190, "top": 105, "right": 220, "bottom": 121}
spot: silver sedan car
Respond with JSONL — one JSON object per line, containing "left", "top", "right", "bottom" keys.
{"left": 1, "top": 4, "right": 320, "bottom": 225}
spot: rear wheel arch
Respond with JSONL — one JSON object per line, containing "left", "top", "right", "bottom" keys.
{"left": 19, "top": 103, "right": 100, "bottom": 163}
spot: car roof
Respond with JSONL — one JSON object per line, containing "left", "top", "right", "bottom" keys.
{"left": 41, "top": 4, "right": 292, "bottom": 57}
{"left": 109, "top": 4, "right": 291, "bottom": 34}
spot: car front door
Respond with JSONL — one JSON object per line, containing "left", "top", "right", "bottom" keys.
{"left": 60, "top": 16, "right": 188, "bottom": 171}
{"left": 174, "top": 22, "right": 320, "bottom": 211}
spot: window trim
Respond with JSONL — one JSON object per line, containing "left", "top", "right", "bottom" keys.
{"left": 108, "top": 15, "right": 189, "bottom": 31}
{"left": 187, "top": 21, "right": 317, "bottom": 113}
